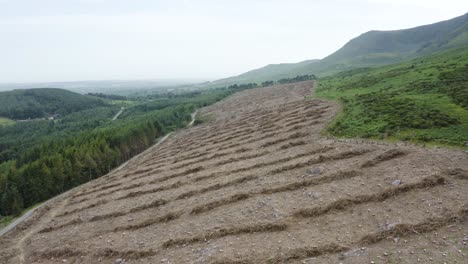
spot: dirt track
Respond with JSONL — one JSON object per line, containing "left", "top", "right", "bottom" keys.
{"left": 0, "top": 81, "right": 467, "bottom": 264}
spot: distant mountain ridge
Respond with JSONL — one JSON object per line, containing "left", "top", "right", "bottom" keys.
{"left": 320, "top": 12, "right": 468, "bottom": 69}
{"left": 212, "top": 12, "right": 468, "bottom": 85}
{"left": 0, "top": 79, "right": 204, "bottom": 94}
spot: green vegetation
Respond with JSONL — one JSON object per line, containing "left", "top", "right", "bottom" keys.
{"left": 256, "top": 75, "right": 316, "bottom": 88}
{"left": 212, "top": 60, "right": 320, "bottom": 87}
{"left": 316, "top": 12, "right": 468, "bottom": 74}
{"left": 193, "top": 114, "right": 209, "bottom": 126}
{"left": 316, "top": 48, "right": 468, "bottom": 147}
{"left": 278, "top": 74, "right": 316, "bottom": 84}
{"left": 0, "top": 106, "right": 119, "bottom": 163}
{"left": 0, "top": 88, "right": 105, "bottom": 120}
{"left": 0, "top": 202, "right": 43, "bottom": 229}
{"left": 0, "top": 84, "right": 259, "bottom": 216}
{"left": 262, "top": 81, "right": 274, "bottom": 87}
{"left": 87, "top": 92, "right": 128, "bottom": 101}
{"left": 0, "top": 215, "right": 14, "bottom": 229}
{"left": 0, "top": 117, "right": 15, "bottom": 126}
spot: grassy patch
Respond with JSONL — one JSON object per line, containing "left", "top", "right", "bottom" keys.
{"left": 193, "top": 114, "right": 212, "bottom": 126}
{"left": 109, "top": 99, "right": 139, "bottom": 107}
{"left": 0, "top": 117, "right": 15, "bottom": 126}
{"left": 0, "top": 202, "right": 43, "bottom": 230}
{"left": 0, "top": 215, "right": 15, "bottom": 229}
{"left": 316, "top": 47, "right": 468, "bottom": 147}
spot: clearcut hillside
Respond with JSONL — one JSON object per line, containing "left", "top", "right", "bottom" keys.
{"left": 1, "top": 81, "right": 466, "bottom": 264}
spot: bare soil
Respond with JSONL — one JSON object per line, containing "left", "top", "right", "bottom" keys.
{"left": 1, "top": 81, "right": 467, "bottom": 264}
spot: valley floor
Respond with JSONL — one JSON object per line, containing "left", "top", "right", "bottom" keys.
{"left": 0, "top": 81, "right": 467, "bottom": 264}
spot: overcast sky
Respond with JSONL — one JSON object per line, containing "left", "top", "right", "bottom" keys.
{"left": 0, "top": 0, "right": 466, "bottom": 83}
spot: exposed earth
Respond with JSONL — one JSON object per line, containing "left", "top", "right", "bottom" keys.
{"left": 0, "top": 81, "right": 467, "bottom": 264}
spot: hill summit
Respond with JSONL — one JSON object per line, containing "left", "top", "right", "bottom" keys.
{"left": 0, "top": 88, "right": 105, "bottom": 120}
{"left": 213, "top": 12, "right": 468, "bottom": 85}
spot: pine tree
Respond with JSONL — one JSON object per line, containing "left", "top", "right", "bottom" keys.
{"left": 1, "top": 182, "right": 24, "bottom": 216}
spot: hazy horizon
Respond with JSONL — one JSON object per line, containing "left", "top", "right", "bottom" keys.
{"left": 1, "top": 0, "right": 466, "bottom": 83}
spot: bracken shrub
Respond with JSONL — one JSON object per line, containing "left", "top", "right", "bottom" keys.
{"left": 356, "top": 92, "right": 460, "bottom": 131}
{"left": 329, "top": 92, "right": 461, "bottom": 139}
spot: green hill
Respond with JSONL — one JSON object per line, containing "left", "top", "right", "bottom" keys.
{"left": 316, "top": 47, "right": 468, "bottom": 147}
{"left": 212, "top": 59, "right": 320, "bottom": 86}
{"left": 316, "top": 12, "right": 468, "bottom": 72}
{"left": 212, "top": 12, "right": 468, "bottom": 85}
{"left": 0, "top": 88, "right": 106, "bottom": 120}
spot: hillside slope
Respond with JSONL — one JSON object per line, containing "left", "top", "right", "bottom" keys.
{"left": 317, "top": 12, "right": 468, "bottom": 72}
{"left": 317, "top": 47, "right": 468, "bottom": 147}
{"left": 1, "top": 81, "right": 466, "bottom": 264}
{"left": 212, "top": 12, "right": 468, "bottom": 85}
{"left": 213, "top": 59, "right": 320, "bottom": 85}
{"left": 0, "top": 88, "right": 105, "bottom": 120}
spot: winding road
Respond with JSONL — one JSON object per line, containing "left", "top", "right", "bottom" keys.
{"left": 112, "top": 106, "right": 125, "bottom": 121}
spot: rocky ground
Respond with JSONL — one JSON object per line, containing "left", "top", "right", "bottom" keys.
{"left": 0, "top": 81, "right": 467, "bottom": 264}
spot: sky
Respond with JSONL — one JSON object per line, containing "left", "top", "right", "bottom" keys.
{"left": 0, "top": 0, "right": 466, "bottom": 83}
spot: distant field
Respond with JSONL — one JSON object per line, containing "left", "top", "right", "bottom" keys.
{"left": 0, "top": 117, "right": 15, "bottom": 126}
{"left": 111, "top": 99, "right": 139, "bottom": 106}
{"left": 316, "top": 48, "right": 468, "bottom": 147}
